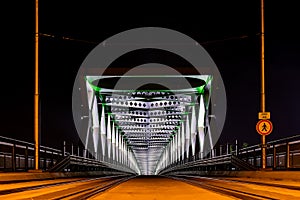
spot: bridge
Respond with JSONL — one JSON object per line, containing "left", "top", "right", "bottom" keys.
{"left": 1, "top": 134, "right": 300, "bottom": 199}
{"left": 1, "top": 73, "right": 300, "bottom": 198}
{"left": 2, "top": 1, "right": 300, "bottom": 198}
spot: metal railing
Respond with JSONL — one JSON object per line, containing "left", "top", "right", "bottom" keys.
{"left": 0, "top": 136, "right": 62, "bottom": 172}
{"left": 157, "top": 135, "right": 300, "bottom": 174}
{"left": 238, "top": 135, "right": 300, "bottom": 169}
{"left": 0, "top": 136, "right": 136, "bottom": 174}
{"left": 1, "top": 134, "right": 300, "bottom": 173}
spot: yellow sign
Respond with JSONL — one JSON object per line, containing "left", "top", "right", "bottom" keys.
{"left": 258, "top": 112, "right": 270, "bottom": 119}
{"left": 256, "top": 119, "right": 273, "bottom": 135}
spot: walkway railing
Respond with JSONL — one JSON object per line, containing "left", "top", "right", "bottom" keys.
{"left": 0, "top": 136, "right": 136, "bottom": 174}
{"left": 157, "top": 135, "right": 300, "bottom": 174}
{"left": 1, "top": 134, "right": 300, "bottom": 173}
{"left": 0, "top": 136, "right": 62, "bottom": 171}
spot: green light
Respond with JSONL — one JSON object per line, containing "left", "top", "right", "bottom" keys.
{"left": 85, "top": 76, "right": 101, "bottom": 92}
{"left": 196, "top": 85, "right": 205, "bottom": 94}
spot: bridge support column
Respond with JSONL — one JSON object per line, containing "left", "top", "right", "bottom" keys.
{"left": 107, "top": 115, "right": 112, "bottom": 160}
{"left": 181, "top": 122, "right": 185, "bottom": 161}
{"left": 191, "top": 106, "right": 197, "bottom": 157}
{"left": 198, "top": 95, "right": 205, "bottom": 159}
{"left": 185, "top": 114, "right": 190, "bottom": 159}
{"left": 100, "top": 105, "right": 106, "bottom": 162}
{"left": 115, "top": 128, "right": 119, "bottom": 163}
{"left": 178, "top": 129, "right": 181, "bottom": 162}
{"left": 112, "top": 122, "right": 116, "bottom": 162}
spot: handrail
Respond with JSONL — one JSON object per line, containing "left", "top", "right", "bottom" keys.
{"left": 0, "top": 135, "right": 61, "bottom": 153}
{"left": 240, "top": 134, "right": 300, "bottom": 151}
{"left": 48, "top": 155, "right": 71, "bottom": 172}
{"left": 231, "top": 155, "right": 256, "bottom": 170}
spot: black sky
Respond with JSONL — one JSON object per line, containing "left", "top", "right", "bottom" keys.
{"left": 1, "top": 1, "right": 300, "bottom": 149}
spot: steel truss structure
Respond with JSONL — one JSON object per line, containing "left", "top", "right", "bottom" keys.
{"left": 83, "top": 75, "right": 213, "bottom": 175}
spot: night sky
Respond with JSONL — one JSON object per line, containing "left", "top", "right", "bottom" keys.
{"left": 1, "top": 1, "right": 300, "bottom": 150}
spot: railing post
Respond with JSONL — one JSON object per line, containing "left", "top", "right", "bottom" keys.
{"left": 43, "top": 150, "right": 46, "bottom": 170}
{"left": 4, "top": 154, "right": 6, "bottom": 170}
{"left": 286, "top": 142, "right": 290, "bottom": 169}
{"left": 253, "top": 147, "right": 257, "bottom": 167}
{"left": 226, "top": 143, "right": 229, "bottom": 155}
{"left": 273, "top": 144, "right": 276, "bottom": 169}
{"left": 51, "top": 151, "right": 54, "bottom": 168}
{"left": 71, "top": 143, "right": 74, "bottom": 155}
{"left": 235, "top": 140, "right": 239, "bottom": 156}
{"left": 77, "top": 146, "right": 80, "bottom": 157}
{"left": 219, "top": 145, "right": 223, "bottom": 156}
{"left": 63, "top": 141, "right": 66, "bottom": 157}
{"left": 25, "top": 145, "right": 28, "bottom": 171}
{"left": 12, "top": 143, "right": 16, "bottom": 172}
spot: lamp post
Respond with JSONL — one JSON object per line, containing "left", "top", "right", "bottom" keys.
{"left": 34, "top": 0, "right": 40, "bottom": 171}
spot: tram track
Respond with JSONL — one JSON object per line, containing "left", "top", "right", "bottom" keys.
{"left": 169, "top": 175, "right": 281, "bottom": 200}
{"left": 0, "top": 175, "right": 132, "bottom": 198}
{"left": 53, "top": 176, "right": 134, "bottom": 200}
{"left": 174, "top": 174, "right": 300, "bottom": 190}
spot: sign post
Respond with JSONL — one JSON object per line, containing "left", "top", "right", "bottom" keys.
{"left": 259, "top": 0, "right": 270, "bottom": 170}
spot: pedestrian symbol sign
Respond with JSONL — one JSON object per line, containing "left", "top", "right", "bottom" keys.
{"left": 256, "top": 119, "right": 273, "bottom": 135}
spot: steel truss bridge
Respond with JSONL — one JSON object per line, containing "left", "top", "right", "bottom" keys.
{"left": 0, "top": 75, "right": 300, "bottom": 174}
{"left": 79, "top": 75, "right": 213, "bottom": 175}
